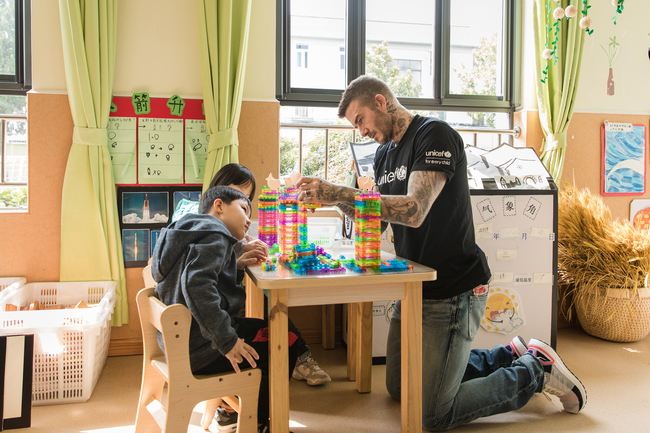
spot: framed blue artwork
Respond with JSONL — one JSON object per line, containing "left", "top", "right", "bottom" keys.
{"left": 601, "top": 123, "right": 646, "bottom": 196}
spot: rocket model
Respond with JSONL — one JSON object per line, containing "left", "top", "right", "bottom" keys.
{"left": 143, "top": 194, "right": 150, "bottom": 221}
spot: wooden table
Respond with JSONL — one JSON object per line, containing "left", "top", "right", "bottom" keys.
{"left": 246, "top": 247, "right": 436, "bottom": 433}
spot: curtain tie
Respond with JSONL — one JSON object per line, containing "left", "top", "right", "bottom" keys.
{"left": 73, "top": 126, "right": 108, "bottom": 147}
{"left": 543, "top": 133, "right": 566, "bottom": 152}
{"left": 208, "top": 128, "right": 239, "bottom": 153}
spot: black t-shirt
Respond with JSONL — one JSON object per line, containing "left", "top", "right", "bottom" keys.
{"left": 374, "top": 115, "right": 491, "bottom": 299}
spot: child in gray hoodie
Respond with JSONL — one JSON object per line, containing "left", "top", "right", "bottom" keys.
{"left": 152, "top": 185, "right": 306, "bottom": 430}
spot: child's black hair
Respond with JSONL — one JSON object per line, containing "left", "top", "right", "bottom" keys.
{"left": 208, "top": 163, "right": 256, "bottom": 202}
{"left": 199, "top": 185, "right": 251, "bottom": 215}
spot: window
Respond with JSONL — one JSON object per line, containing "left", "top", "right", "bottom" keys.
{"left": 0, "top": 0, "right": 30, "bottom": 211}
{"left": 277, "top": 0, "right": 522, "bottom": 190}
{"left": 276, "top": 0, "right": 521, "bottom": 112}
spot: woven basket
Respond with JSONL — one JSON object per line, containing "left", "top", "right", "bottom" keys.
{"left": 576, "top": 287, "right": 650, "bottom": 342}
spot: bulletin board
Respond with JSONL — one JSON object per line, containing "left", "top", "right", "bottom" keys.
{"left": 470, "top": 188, "right": 558, "bottom": 348}
{"left": 601, "top": 122, "right": 646, "bottom": 196}
{"left": 108, "top": 94, "right": 210, "bottom": 185}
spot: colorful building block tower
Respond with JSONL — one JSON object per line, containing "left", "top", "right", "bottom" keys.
{"left": 278, "top": 174, "right": 301, "bottom": 255}
{"left": 355, "top": 177, "right": 381, "bottom": 270}
{"left": 258, "top": 186, "right": 279, "bottom": 247}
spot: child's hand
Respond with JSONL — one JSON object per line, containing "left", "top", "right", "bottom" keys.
{"left": 236, "top": 250, "right": 269, "bottom": 269}
{"left": 237, "top": 241, "right": 269, "bottom": 269}
{"left": 244, "top": 239, "right": 269, "bottom": 256}
{"left": 225, "top": 338, "right": 259, "bottom": 373}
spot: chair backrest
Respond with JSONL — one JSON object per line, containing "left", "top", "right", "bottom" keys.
{"left": 142, "top": 265, "right": 157, "bottom": 288}
{"left": 136, "top": 287, "right": 194, "bottom": 383}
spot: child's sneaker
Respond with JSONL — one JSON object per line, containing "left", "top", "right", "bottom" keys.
{"left": 214, "top": 406, "right": 238, "bottom": 432}
{"left": 527, "top": 338, "right": 587, "bottom": 414}
{"left": 292, "top": 351, "right": 331, "bottom": 385}
{"left": 505, "top": 335, "right": 528, "bottom": 360}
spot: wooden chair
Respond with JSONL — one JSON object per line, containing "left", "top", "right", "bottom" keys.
{"left": 135, "top": 287, "right": 261, "bottom": 433}
{"left": 141, "top": 267, "right": 242, "bottom": 430}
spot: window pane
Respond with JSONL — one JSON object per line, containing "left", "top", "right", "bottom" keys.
{"left": 5, "top": 119, "right": 27, "bottom": 182}
{"left": 449, "top": 0, "right": 504, "bottom": 97}
{"left": 327, "top": 129, "right": 354, "bottom": 185}
{"left": 0, "top": 0, "right": 16, "bottom": 75}
{"left": 365, "top": 0, "right": 434, "bottom": 98}
{"left": 301, "top": 129, "right": 325, "bottom": 178}
{"left": 280, "top": 128, "right": 299, "bottom": 179}
{"left": 280, "top": 107, "right": 356, "bottom": 183}
{"left": 290, "top": 0, "right": 346, "bottom": 90}
{"left": 0, "top": 186, "right": 26, "bottom": 208}
{"left": 0, "top": 95, "right": 26, "bottom": 115}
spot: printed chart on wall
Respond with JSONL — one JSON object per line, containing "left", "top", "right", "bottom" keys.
{"left": 107, "top": 94, "right": 210, "bottom": 185}
{"left": 601, "top": 121, "right": 646, "bottom": 196}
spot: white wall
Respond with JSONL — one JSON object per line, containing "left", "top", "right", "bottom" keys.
{"left": 33, "top": 1, "right": 649, "bottom": 113}
{"left": 572, "top": 1, "right": 650, "bottom": 113}
{"left": 31, "top": 0, "right": 275, "bottom": 100}
{"left": 520, "top": 0, "right": 650, "bottom": 114}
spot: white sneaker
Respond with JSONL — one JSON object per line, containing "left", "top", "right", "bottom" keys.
{"left": 292, "top": 352, "right": 331, "bottom": 385}
{"left": 505, "top": 335, "right": 528, "bottom": 360}
{"left": 527, "top": 339, "right": 587, "bottom": 413}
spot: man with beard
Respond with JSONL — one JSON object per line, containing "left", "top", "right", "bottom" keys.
{"left": 295, "top": 75, "right": 586, "bottom": 430}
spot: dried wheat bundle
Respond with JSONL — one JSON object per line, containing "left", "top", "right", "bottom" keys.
{"left": 558, "top": 184, "right": 650, "bottom": 321}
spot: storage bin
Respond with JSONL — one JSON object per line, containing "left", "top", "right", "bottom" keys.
{"left": 0, "top": 281, "right": 117, "bottom": 405}
{"left": 307, "top": 217, "right": 342, "bottom": 248}
{"left": 0, "top": 277, "right": 26, "bottom": 301}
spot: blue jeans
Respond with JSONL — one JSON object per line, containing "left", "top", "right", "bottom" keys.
{"left": 385, "top": 288, "right": 545, "bottom": 431}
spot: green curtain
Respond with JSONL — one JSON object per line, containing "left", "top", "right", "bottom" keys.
{"left": 59, "top": 0, "right": 127, "bottom": 326}
{"left": 533, "top": 0, "right": 587, "bottom": 184}
{"left": 198, "top": 0, "right": 252, "bottom": 191}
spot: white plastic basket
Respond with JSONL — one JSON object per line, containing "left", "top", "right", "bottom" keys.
{"left": 0, "top": 281, "right": 117, "bottom": 405}
{"left": 0, "top": 277, "right": 26, "bottom": 301}
{"left": 307, "top": 217, "right": 342, "bottom": 248}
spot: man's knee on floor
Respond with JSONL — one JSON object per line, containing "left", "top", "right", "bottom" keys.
{"left": 423, "top": 410, "right": 457, "bottom": 432}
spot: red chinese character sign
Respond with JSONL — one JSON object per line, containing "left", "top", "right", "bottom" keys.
{"left": 107, "top": 95, "right": 209, "bottom": 185}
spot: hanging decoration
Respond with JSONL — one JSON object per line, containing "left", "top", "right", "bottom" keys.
{"left": 612, "top": 0, "right": 625, "bottom": 25}
{"left": 540, "top": 1, "right": 626, "bottom": 84}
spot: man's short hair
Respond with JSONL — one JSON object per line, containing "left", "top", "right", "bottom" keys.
{"left": 337, "top": 75, "right": 398, "bottom": 119}
{"left": 199, "top": 185, "right": 251, "bottom": 215}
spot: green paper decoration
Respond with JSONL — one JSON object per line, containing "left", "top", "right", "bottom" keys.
{"left": 167, "top": 94, "right": 185, "bottom": 116}
{"left": 132, "top": 92, "right": 151, "bottom": 115}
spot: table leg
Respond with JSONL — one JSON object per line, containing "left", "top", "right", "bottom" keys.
{"left": 269, "top": 289, "right": 289, "bottom": 433}
{"left": 245, "top": 275, "right": 265, "bottom": 320}
{"left": 355, "top": 301, "right": 373, "bottom": 393}
{"left": 321, "top": 304, "right": 336, "bottom": 349}
{"left": 401, "top": 282, "right": 422, "bottom": 433}
{"left": 347, "top": 303, "right": 357, "bottom": 381}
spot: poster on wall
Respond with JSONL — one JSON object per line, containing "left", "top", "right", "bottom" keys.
{"left": 601, "top": 122, "right": 646, "bottom": 196}
{"left": 108, "top": 95, "right": 208, "bottom": 186}
{"left": 630, "top": 199, "right": 650, "bottom": 230}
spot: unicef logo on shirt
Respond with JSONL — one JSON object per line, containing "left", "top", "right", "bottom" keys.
{"left": 396, "top": 166, "right": 407, "bottom": 181}
{"left": 444, "top": 151, "right": 452, "bottom": 158}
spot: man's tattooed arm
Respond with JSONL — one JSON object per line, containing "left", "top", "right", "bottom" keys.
{"left": 380, "top": 170, "right": 447, "bottom": 228}
{"left": 336, "top": 201, "right": 356, "bottom": 220}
